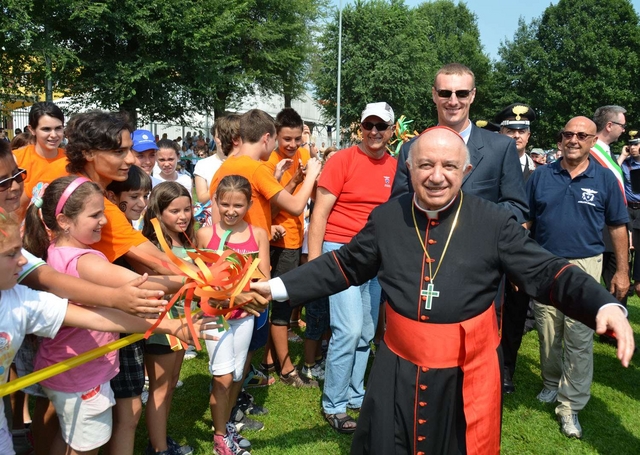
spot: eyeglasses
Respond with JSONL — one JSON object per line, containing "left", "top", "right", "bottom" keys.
{"left": 561, "top": 131, "right": 596, "bottom": 141}
{"left": 0, "top": 168, "right": 27, "bottom": 192}
{"left": 361, "top": 122, "right": 393, "bottom": 131}
{"left": 434, "top": 88, "right": 474, "bottom": 99}
{"left": 611, "top": 121, "right": 627, "bottom": 129}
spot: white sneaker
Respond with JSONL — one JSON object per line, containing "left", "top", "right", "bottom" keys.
{"left": 537, "top": 387, "right": 558, "bottom": 403}
{"left": 559, "top": 413, "right": 582, "bottom": 438}
{"left": 183, "top": 345, "right": 197, "bottom": 360}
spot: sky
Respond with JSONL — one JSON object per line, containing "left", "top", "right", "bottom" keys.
{"left": 330, "top": 0, "right": 640, "bottom": 60}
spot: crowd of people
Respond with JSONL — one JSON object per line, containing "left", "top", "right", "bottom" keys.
{"left": 0, "top": 61, "right": 635, "bottom": 455}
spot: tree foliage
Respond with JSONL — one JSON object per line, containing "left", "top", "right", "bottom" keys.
{"left": 494, "top": 0, "right": 640, "bottom": 148}
{"left": 1, "top": 0, "right": 324, "bottom": 124}
{"left": 311, "top": 0, "right": 490, "bottom": 136}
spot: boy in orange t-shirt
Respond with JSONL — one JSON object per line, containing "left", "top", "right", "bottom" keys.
{"left": 208, "top": 109, "right": 321, "bottom": 387}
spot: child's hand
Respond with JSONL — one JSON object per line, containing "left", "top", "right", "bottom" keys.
{"left": 235, "top": 290, "right": 270, "bottom": 317}
{"left": 112, "top": 274, "right": 167, "bottom": 318}
{"left": 176, "top": 314, "right": 223, "bottom": 343}
{"left": 304, "top": 157, "right": 322, "bottom": 180}
{"left": 271, "top": 225, "right": 286, "bottom": 242}
{"left": 275, "top": 159, "right": 293, "bottom": 181}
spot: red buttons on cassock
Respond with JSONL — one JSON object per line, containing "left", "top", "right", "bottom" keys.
{"left": 417, "top": 452, "right": 425, "bottom": 455}
{"left": 421, "top": 367, "right": 429, "bottom": 372}
{"left": 420, "top": 315, "right": 427, "bottom": 321}
{"left": 419, "top": 401, "right": 427, "bottom": 407}
{"left": 420, "top": 385, "right": 427, "bottom": 390}
{"left": 428, "top": 239, "right": 436, "bottom": 244}
{"left": 418, "top": 436, "right": 426, "bottom": 441}
{"left": 418, "top": 419, "right": 427, "bottom": 425}
{"left": 421, "top": 295, "right": 427, "bottom": 301}
{"left": 430, "top": 220, "right": 438, "bottom": 226}
{"left": 424, "top": 276, "right": 430, "bottom": 282}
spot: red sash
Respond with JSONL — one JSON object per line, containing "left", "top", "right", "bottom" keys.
{"left": 385, "top": 304, "right": 501, "bottom": 455}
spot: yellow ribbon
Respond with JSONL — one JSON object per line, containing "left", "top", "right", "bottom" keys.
{"left": 0, "top": 334, "right": 143, "bottom": 397}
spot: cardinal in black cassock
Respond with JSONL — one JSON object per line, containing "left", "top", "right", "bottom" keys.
{"left": 255, "top": 127, "right": 633, "bottom": 455}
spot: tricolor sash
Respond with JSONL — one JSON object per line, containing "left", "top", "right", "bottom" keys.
{"left": 590, "top": 143, "right": 627, "bottom": 204}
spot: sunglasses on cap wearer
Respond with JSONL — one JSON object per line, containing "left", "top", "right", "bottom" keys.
{"left": 560, "top": 131, "right": 595, "bottom": 141}
{"left": 361, "top": 122, "right": 393, "bottom": 131}
{"left": 0, "top": 168, "right": 27, "bottom": 192}
{"left": 433, "top": 88, "right": 475, "bottom": 99}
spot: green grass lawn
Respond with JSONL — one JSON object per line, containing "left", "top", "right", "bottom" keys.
{"left": 134, "top": 297, "right": 640, "bottom": 454}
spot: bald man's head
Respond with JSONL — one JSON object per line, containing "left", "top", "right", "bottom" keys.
{"left": 561, "top": 116, "right": 597, "bottom": 166}
{"left": 406, "top": 126, "right": 472, "bottom": 210}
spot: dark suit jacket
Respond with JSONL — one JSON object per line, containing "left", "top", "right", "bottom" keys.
{"left": 390, "top": 124, "right": 529, "bottom": 223}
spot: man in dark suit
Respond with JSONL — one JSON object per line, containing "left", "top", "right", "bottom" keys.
{"left": 495, "top": 103, "right": 537, "bottom": 394}
{"left": 390, "top": 63, "right": 528, "bottom": 223}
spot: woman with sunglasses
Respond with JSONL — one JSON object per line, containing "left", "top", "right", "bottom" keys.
{"left": 307, "top": 102, "right": 397, "bottom": 434}
{"left": 13, "top": 102, "right": 69, "bottom": 219}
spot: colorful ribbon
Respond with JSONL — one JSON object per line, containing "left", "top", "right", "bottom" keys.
{"left": 387, "top": 115, "right": 418, "bottom": 157}
{"left": 142, "top": 218, "right": 262, "bottom": 351}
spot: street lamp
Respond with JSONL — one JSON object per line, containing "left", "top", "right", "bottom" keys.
{"left": 336, "top": 0, "right": 343, "bottom": 149}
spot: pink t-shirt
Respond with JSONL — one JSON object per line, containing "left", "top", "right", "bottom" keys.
{"left": 34, "top": 246, "right": 119, "bottom": 392}
{"left": 319, "top": 145, "right": 397, "bottom": 243}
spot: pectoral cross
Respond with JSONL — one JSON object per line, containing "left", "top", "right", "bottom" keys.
{"left": 421, "top": 283, "right": 439, "bottom": 310}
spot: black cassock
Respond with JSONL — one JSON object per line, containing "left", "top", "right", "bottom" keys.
{"left": 280, "top": 192, "right": 616, "bottom": 455}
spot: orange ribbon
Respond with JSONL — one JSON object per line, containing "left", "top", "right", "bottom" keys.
{"left": 142, "top": 218, "right": 262, "bottom": 350}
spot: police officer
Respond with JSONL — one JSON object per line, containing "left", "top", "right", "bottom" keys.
{"left": 495, "top": 103, "right": 537, "bottom": 393}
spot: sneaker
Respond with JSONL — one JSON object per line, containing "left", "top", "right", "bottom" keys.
{"left": 183, "top": 346, "right": 197, "bottom": 360}
{"left": 537, "top": 387, "right": 558, "bottom": 403}
{"left": 243, "top": 364, "right": 276, "bottom": 388}
{"left": 559, "top": 413, "right": 582, "bottom": 438}
{"left": 301, "top": 363, "right": 325, "bottom": 381}
{"left": 226, "top": 422, "right": 252, "bottom": 451}
{"left": 280, "top": 368, "right": 318, "bottom": 388}
{"left": 167, "top": 436, "right": 193, "bottom": 455}
{"left": 213, "top": 434, "right": 233, "bottom": 455}
{"left": 236, "top": 391, "right": 269, "bottom": 416}
{"left": 231, "top": 407, "right": 264, "bottom": 432}
{"left": 287, "top": 330, "right": 303, "bottom": 343}
{"left": 141, "top": 390, "right": 149, "bottom": 405}
{"left": 223, "top": 433, "right": 250, "bottom": 455}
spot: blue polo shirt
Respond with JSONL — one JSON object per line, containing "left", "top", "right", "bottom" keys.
{"left": 527, "top": 157, "right": 629, "bottom": 259}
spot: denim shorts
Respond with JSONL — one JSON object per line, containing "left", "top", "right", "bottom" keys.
{"left": 304, "top": 296, "right": 330, "bottom": 341}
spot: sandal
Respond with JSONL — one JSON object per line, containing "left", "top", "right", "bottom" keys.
{"left": 324, "top": 412, "right": 357, "bottom": 434}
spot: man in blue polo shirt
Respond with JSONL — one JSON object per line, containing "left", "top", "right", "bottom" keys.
{"left": 526, "top": 116, "right": 629, "bottom": 439}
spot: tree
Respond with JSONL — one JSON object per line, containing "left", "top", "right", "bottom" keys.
{"left": 312, "top": 0, "right": 437, "bottom": 137}
{"left": 2, "top": 0, "right": 325, "bottom": 124}
{"left": 494, "top": 0, "right": 640, "bottom": 147}
{"left": 413, "top": 0, "right": 493, "bottom": 121}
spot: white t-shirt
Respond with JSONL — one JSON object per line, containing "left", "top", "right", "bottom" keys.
{"left": 154, "top": 172, "right": 193, "bottom": 194}
{"left": 0, "top": 285, "right": 67, "bottom": 452}
{"left": 18, "top": 249, "right": 45, "bottom": 283}
{"left": 193, "top": 154, "right": 224, "bottom": 188}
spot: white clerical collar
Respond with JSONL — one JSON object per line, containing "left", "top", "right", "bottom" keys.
{"left": 413, "top": 194, "right": 457, "bottom": 219}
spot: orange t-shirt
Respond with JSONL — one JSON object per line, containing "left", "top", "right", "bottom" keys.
{"left": 13, "top": 145, "right": 68, "bottom": 219}
{"left": 264, "top": 147, "right": 310, "bottom": 249}
{"left": 209, "top": 155, "right": 284, "bottom": 236}
{"left": 92, "top": 197, "right": 148, "bottom": 262}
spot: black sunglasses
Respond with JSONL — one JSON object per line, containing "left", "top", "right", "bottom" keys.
{"left": 0, "top": 168, "right": 27, "bottom": 192}
{"left": 361, "top": 122, "right": 393, "bottom": 131}
{"left": 434, "top": 88, "right": 474, "bottom": 99}
{"left": 561, "top": 131, "right": 595, "bottom": 141}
